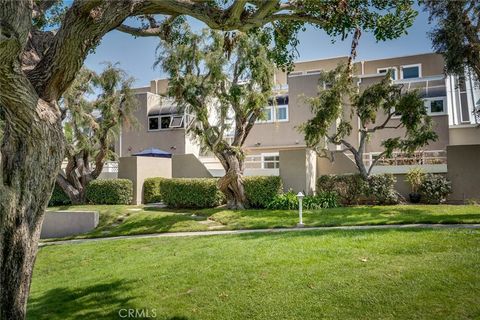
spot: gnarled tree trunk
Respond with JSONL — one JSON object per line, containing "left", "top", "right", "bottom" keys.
{"left": 216, "top": 149, "right": 247, "bottom": 209}
{"left": 0, "top": 100, "right": 64, "bottom": 319}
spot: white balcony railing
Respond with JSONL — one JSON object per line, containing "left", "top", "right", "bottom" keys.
{"left": 347, "top": 150, "right": 447, "bottom": 168}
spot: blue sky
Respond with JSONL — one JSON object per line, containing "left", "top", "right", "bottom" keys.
{"left": 85, "top": 8, "right": 434, "bottom": 87}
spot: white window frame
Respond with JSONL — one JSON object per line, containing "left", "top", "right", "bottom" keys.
{"left": 159, "top": 115, "right": 172, "bottom": 130}
{"left": 275, "top": 104, "right": 289, "bottom": 122}
{"left": 257, "top": 106, "right": 274, "bottom": 123}
{"left": 261, "top": 153, "right": 280, "bottom": 169}
{"left": 424, "top": 97, "right": 447, "bottom": 116}
{"left": 169, "top": 115, "right": 184, "bottom": 128}
{"left": 147, "top": 116, "right": 160, "bottom": 131}
{"left": 400, "top": 63, "right": 422, "bottom": 79}
{"left": 377, "top": 67, "right": 398, "bottom": 80}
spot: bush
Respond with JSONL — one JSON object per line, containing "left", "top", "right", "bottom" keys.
{"left": 85, "top": 179, "right": 133, "bottom": 204}
{"left": 419, "top": 174, "right": 452, "bottom": 204}
{"left": 317, "top": 174, "right": 366, "bottom": 205}
{"left": 303, "top": 192, "right": 339, "bottom": 209}
{"left": 366, "top": 174, "right": 399, "bottom": 205}
{"left": 244, "top": 176, "right": 283, "bottom": 208}
{"left": 143, "top": 177, "right": 164, "bottom": 203}
{"left": 48, "top": 184, "right": 71, "bottom": 206}
{"left": 159, "top": 178, "right": 224, "bottom": 208}
{"left": 267, "top": 191, "right": 298, "bottom": 210}
{"left": 267, "top": 191, "right": 339, "bottom": 210}
{"left": 406, "top": 168, "right": 425, "bottom": 194}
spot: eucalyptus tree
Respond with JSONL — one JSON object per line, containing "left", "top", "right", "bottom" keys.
{"left": 301, "top": 67, "right": 437, "bottom": 179}
{"left": 423, "top": 0, "right": 480, "bottom": 80}
{"left": 0, "top": 1, "right": 416, "bottom": 318}
{"left": 56, "top": 64, "right": 136, "bottom": 204}
{"left": 158, "top": 28, "right": 274, "bottom": 209}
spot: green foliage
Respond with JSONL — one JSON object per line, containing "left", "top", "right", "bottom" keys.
{"left": 423, "top": 0, "right": 480, "bottom": 78}
{"left": 419, "top": 174, "right": 452, "bottom": 204}
{"left": 406, "top": 168, "right": 426, "bottom": 193}
{"left": 267, "top": 191, "right": 339, "bottom": 210}
{"left": 317, "top": 174, "right": 367, "bottom": 205}
{"left": 159, "top": 178, "right": 225, "bottom": 209}
{"left": 143, "top": 178, "right": 165, "bottom": 204}
{"left": 366, "top": 174, "right": 399, "bottom": 205}
{"left": 304, "top": 192, "right": 340, "bottom": 209}
{"left": 267, "top": 191, "right": 299, "bottom": 210}
{"left": 85, "top": 179, "right": 133, "bottom": 205}
{"left": 48, "top": 184, "right": 71, "bottom": 207}
{"left": 244, "top": 176, "right": 283, "bottom": 208}
{"left": 302, "top": 66, "right": 437, "bottom": 177}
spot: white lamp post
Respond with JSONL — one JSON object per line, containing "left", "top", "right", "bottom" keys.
{"left": 297, "top": 191, "right": 305, "bottom": 228}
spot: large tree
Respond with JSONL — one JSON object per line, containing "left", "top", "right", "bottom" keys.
{"left": 423, "top": 0, "right": 480, "bottom": 80}
{"left": 158, "top": 28, "right": 274, "bottom": 209}
{"left": 56, "top": 64, "right": 136, "bottom": 204}
{"left": 0, "top": 1, "right": 416, "bottom": 318}
{"left": 301, "top": 67, "right": 437, "bottom": 179}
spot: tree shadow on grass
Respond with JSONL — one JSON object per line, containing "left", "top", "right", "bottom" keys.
{"left": 27, "top": 280, "right": 144, "bottom": 320}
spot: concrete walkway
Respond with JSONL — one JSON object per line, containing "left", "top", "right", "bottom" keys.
{"left": 39, "top": 223, "right": 480, "bottom": 247}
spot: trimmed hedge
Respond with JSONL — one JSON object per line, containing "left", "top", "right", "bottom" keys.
{"left": 159, "top": 178, "right": 225, "bottom": 208}
{"left": 244, "top": 176, "right": 283, "bottom": 208}
{"left": 267, "top": 191, "right": 339, "bottom": 210}
{"left": 48, "top": 184, "right": 71, "bottom": 207}
{"left": 144, "top": 177, "right": 164, "bottom": 203}
{"left": 366, "top": 174, "right": 399, "bottom": 205}
{"left": 85, "top": 179, "right": 133, "bottom": 204}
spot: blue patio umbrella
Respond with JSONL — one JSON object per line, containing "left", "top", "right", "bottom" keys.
{"left": 132, "top": 148, "right": 172, "bottom": 158}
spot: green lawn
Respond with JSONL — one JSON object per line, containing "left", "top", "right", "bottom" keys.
{"left": 45, "top": 204, "right": 480, "bottom": 240}
{"left": 29, "top": 228, "right": 480, "bottom": 319}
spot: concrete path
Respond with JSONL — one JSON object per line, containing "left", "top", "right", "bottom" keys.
{"left": 39, "top": 223, "right": 480, "bottom": 247}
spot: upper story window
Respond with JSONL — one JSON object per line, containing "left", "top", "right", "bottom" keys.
{"left": 401, "top": 64, "right": 422, "bottom": 79}
{"left": 257, "top": 96, "right": 289, "bottom": 123}
{"left": 148, "top": 114, "right": 184, "bottom": 131}
{"left": 262, "top": 153, "right": 280, "bottom": 169}
{"left": 148, "top": 117, "right": 159, "bottom": 130}
{"left": 424, "top": 97, "right": 446, "bottom": 115}
{"left": 377, "top": 67, "right": 397, "bottom": 80}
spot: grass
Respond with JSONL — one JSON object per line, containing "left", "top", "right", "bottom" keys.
{"left": 45, "top": 204, "right": 480, "bottom": 240}
{"left": 29, "top": 228, "right": 480, "bottom": 319}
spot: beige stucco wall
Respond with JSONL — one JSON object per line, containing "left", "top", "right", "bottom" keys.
{"left": 172, "top": 154, "right": 212, "bottom": 178}
{"left": 118, "top": 156, "right": 172, "bottom": 204}
{"left": 362, "top": 53, "right": 444, "bottom": 77}
{"left": 317, "top": 152, "right": 358, "bottom": 175}
{"left": 279, "top": 148, "right": 315, "bottom": 195}
{"left": 118, "top": 92, "right": 189, "bottom": 157}
{"left": 447, "top": 144, "right": 480, "bottom": 202}
{"left": 449, "top": 126, "right": 480, "bottom": 145}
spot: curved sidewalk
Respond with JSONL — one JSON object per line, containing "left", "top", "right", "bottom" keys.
{"left": 39, "top": 223, "right": 480, "bottom": 247}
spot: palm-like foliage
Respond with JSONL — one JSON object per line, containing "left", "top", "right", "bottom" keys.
{"left": 157, "top": 26, "right": 274, "bottom": 209}
{"left": 57, "top": 63, "right": 136, "bottom": 203}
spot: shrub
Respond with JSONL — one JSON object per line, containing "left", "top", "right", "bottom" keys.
{"left": 267, "top": 191, "right": 339, "bottom": 210}
{"left": 85, "top": 179, "right": 133, "bottom": 205}
{"left": 406, "top": 168, "right": 425, "bottom": 193}
{"left": 244, "top": 176, "right": 283, "bottom": 208}
{"left": 159, "top": 178, "right": 224, "bottom": 208}
{"left": 303, "top": 191, "right": 339, "bottom": 209}
{"left": 317, "top": 174, "right": 366, "bottom": 205}
{"left": 366, "top": 174, "right": 399, "bottom": 205}
{"left": 267, "top": 191, "right": 298, "bottom": 210}
{"left": 48, "top": 184, "right": 71, "bottom": 206}
{"left": 419, "top": 174, "right": 452, "bottom": 204}
{"left": 143, "top": 177, "right": 164, "bottom": 203}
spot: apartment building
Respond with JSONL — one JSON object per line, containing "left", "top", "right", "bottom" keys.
{"left": 116, "top": 52, "right": 480, "bottom": 177}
